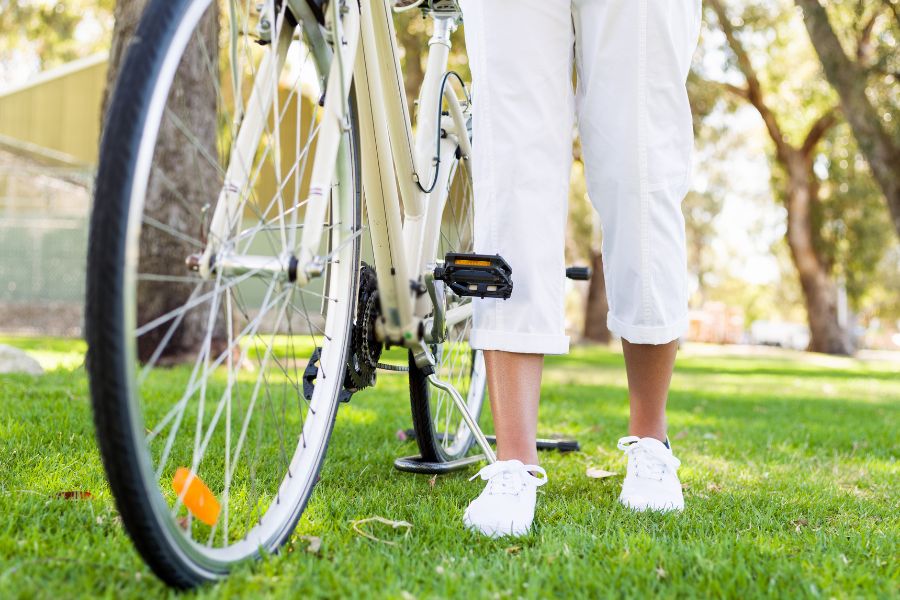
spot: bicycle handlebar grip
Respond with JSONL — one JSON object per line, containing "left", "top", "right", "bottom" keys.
{"left": 565, "top": 266, "right": 592, "bottom": 281}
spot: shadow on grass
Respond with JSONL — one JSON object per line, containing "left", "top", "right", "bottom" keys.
{"left": 673, "top": 363, "right": 900, "bottom": 382}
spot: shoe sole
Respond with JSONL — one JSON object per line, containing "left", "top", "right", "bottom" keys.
{"left": 618, "top": 497, "right": 684, "bottom": 512}
{"left": 463, "top": 513, "right": 530, "bottom": 538}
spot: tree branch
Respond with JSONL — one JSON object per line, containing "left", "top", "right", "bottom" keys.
{"left": 796, "top": 0, "right": 900, "bottom": 238}
{"left": 883, "top": 0, "right": 900, "bottom": 26}
{"left": 707, "top": 0, "right": 790, "bottom": 162}
{"left": 721, "top": 81, "right": 750, "bottom": 100}
{"left": 857, "top": 10, "right": 881, "bottom": 64}
{"left": 801, "top": 106, "right": 840, "bottom": 157}
{"left": 693, "top": 75, "right": 749, "bottom": 100}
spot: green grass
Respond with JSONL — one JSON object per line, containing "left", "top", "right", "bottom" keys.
{"left": 0, "top": 336, "right": 897, "bottom": 599}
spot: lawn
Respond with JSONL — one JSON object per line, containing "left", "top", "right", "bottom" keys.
{"left": 0, "top": 336, "right": 897, "bottom": 599}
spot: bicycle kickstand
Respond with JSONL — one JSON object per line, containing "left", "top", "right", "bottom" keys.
{"left": 426, "top": 373, "right": 497, "bottom": 464}
{"left": 410, "top": 341, "right": 497, "bottom": 464}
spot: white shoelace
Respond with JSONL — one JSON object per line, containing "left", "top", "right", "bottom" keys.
{"left": 617, "top": 436, "right": 681, "bottom": 481}
{"left": 470, "top": 461, "right": 548, "bottom": 496}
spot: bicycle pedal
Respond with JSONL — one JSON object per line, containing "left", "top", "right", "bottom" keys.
{"left": 433, "top": 253, "right": 513, "bottom": 299}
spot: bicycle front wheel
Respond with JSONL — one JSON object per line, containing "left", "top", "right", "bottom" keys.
{"left": 86, "top": 0, "right": 359, "bottom": 587}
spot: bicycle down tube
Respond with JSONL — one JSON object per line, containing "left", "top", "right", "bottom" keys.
{"left": 329, "top": 0, "right": 470, "bottom": 347}
{"left": 355, "top": 0, "right": 473, "bottom": 346}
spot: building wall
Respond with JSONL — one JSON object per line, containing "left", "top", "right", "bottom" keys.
{"left": 0, "top": 54, "right": 108, "bottom": 166}
{"left": 0, "top": 52, "right": 324, "bottom": 336}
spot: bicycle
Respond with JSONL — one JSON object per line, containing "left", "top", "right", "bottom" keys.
{"left": 86, "top": 0, "right": 511, "bottom": 588}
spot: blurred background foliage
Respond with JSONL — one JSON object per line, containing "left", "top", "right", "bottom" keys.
{"left": 0, "top": 0, "right": 114, "bottom": 75}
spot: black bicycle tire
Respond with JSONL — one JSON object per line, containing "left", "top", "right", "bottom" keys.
{"left": 86, "top": 0, "right": 361, "bottom": 587}
{"left": 408, "top": 348, "right": 484, "bottom": 463}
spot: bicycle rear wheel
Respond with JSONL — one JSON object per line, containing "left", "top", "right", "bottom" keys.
{"left": 408, "top": 121, "right": 487, "bottom": 463}
{"left": 86, "top": 0, "right": 359, "bottom": 587}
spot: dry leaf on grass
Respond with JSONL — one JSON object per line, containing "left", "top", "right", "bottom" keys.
{"left": 351, "top": 516, "right": 413, "bottom": 545}
{"left": 585, "top": 467, "right": 618, "bottom": 479}
{"left": 505, "top": 545, "right": 522, "bottom": 555}
{"left": 299, "top": 535, "right": 321, "bottom": 554}
{"left": 55, "top": 491, "right": 92, "bottom": 500}
{"left": 428, "top": 475, "right": 437, "bottom": 489}
{"left": 655, "top": 566, "right": 667, "bottom": 579}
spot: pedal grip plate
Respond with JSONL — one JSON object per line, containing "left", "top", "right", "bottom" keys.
{"left": 434, "top": 253, "right": 513, "bottom": 299}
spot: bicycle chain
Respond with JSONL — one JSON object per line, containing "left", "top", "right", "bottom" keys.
{"left": 343, "top": 263, "right": 383, "bottom": 393}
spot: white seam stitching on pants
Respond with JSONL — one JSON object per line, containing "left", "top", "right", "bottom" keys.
{"left": 638, "top": 0, "right": 652, "bottom": 326}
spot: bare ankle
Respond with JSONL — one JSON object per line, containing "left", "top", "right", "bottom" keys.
{"left": 628, "top": 428, "right": 667, "bottom": 444}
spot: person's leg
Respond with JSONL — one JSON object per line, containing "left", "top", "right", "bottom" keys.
{"left": 573, "top": 0, "right": 700, "bottom": 511}
{"left": 458, "top": 0, "right": 573, "bottom": 536}
{"left": 461, "top": 0, "right": 573, "bottom": 457}
{"left": 622, "top": 340, "right": 677, "bottom": 443}
{"left": 485, "top": 351, "right": 543, "bottom": 465}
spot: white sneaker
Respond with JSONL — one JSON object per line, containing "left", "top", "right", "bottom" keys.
{"left": 463, "top": 459, "right": 547, "bottom": 537}
{"left": 617, "top": 436, "right": 684, "bottom": 512}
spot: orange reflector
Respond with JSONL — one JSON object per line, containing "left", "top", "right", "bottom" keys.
{"left": 172, "top": 467, "right": 221, "bottom": 526}
{"left": 454, "top": 259, "right": 492, "bottom": 267}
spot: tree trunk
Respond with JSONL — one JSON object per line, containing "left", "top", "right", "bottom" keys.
{"left": 708, "top": 0, "right": 853, "bottom": 355}
{"left": 795, "top": 0, "right": 900, "bottom": 239}
{"left": 784, "top": 154, "right": 853, "bottom": 355}
{"left": 583, "top": 250, "right": 611, "bottom": 344}
{"left": 105, "top": 0, "right": 223, "bottom": 363}
{"left": 103, "top": 0, "right": 145, "bottom": 118}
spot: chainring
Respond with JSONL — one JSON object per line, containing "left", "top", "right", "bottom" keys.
{"left": 343, "top": 262, "right": 382, "bottom": 394}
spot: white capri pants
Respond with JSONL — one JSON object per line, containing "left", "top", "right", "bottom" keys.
{"left": 460, "top": 0, "right": 701, "bottom": 354}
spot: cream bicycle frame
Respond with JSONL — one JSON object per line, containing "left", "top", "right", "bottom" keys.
{"left": 201, "top": 0, "right": 474, "bottom": 349}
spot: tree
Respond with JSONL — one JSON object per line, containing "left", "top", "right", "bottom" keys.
{"left": 566, "top": 152, "right": 611, "bottom": 344}
{"left": 582, "top": 249, "right": 611, "bottom": 343}
{"left": 684, "top": 71, "right": 730, "bottom": 306}
{"left": 394, "top": 11, "right": 427, "bottom": 112}
{"left": 705, "top": 0, "right": 857, "bottom": 354}
{"left": 104, "top": 0, "right": 222, "bottom": 362}
{"left": 812, "top": 122, "right": 894, "bottom": 311}
{"left": 794, "top": 0, "right": 900, "bottom": 239}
